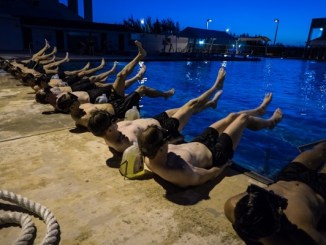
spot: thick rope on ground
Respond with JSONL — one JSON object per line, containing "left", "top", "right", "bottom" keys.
{"left": 0, "top": 190, "right": 59, "bottom": 245}
{"left": 0, "top": 211, "right": 35, "bottom": 244}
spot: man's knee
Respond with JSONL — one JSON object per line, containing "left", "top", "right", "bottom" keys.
{"left": 227, "top": 112, "right": 239, "bottom": 121}
{"left": 233, "top": 113, "right": 249, "bottom": 125}
{"left": 135, "top": 85, "right": 146, "bottom": 94}
{"left": 116, "top": 72, "right": 126, "bottom": 80}
{"left": 314, "top": 142, "right": 326, "bottom": 152}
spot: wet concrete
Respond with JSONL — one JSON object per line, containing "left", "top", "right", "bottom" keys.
{"left": 0, "top": 68, "right": 264, "bottom": 244}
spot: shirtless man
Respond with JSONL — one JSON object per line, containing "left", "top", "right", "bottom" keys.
{"left": 87, "top": 67, "right": 227, "bottom": 155}
{"left": 34, "top": 63, "right": 117, "bottom": 107}
{"left": 27, "top": 58, "right": 105, "bottom": 92}
{"left": 224, "top": 141, "right": 326, "bottom": 244}
{"left": 136, "top": 93, "right": 283, "bottom": 187}
{"left": 66, "top": 70, "right": 174, "bottom": 128}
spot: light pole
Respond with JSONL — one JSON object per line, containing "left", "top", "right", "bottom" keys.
{"left": 273, "top": 19, "right": 279, "bottom": 46}
{"left": 206, "top": 19, "right": 212, "bottom": 30}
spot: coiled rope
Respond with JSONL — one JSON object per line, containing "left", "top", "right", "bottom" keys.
{"left": 0, "top": 212, "right": 35, "bottom": 244}
{"left": 0, "top": 190, "right": 59, "bottom": 244}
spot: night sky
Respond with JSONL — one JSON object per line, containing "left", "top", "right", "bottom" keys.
{"left": 59, "top": 0, "right": 326, "bottom": 46}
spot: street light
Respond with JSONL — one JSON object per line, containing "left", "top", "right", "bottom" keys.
{"left": 206, "top": 19, "right": 212, "bottom": 30}
{"left": 273, "top": 19, "right": 279, "bottom": 46}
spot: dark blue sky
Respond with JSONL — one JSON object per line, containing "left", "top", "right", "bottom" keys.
{"left": 59, "top": 0, "right": 326, "bottom": 46}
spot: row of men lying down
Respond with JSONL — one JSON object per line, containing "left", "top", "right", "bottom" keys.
{"left": 1, "top": 39, "right": 326, "bottom": 244}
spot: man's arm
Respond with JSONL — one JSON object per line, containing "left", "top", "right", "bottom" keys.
{"left": 153, "top": 163, "right": 228, "bottom": 188}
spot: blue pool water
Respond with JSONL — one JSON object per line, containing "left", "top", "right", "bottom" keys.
{"left": 65, "top": 58, "right": 326, "bottom": 180}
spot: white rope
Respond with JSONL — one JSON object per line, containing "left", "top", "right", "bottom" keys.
{"left": 0, "top": 211, "right": 35, "bottom": 245}
{"left": 0, "top": 190, "right": 59, "bottom": 245}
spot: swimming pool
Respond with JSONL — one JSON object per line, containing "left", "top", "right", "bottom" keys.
{"left": 65, "top": 58, "right": 326, "bottom": 180}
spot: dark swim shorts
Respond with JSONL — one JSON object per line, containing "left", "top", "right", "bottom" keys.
{"left": 87, "top": 85, "right": 123, "bottom": 104}
{"left": 70, "top": 78, "right": 97, "bottom": 91}
{"left": 153, "top": 112, "right": 184, "bottom": 143}
{"left": 112, "top": 92, "right": 141, "bottom": 119}
{"left": 191, "top": 127, "right": 234, "bottom": 167}
{"left": 63, "top": 74, "right": 80, "bottom": 85}
{"left": 276, "top": 162, "right": 326, "bottom": 200}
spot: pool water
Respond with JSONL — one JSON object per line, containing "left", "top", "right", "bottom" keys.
{"left": 65, "top": 58, "right": 326, "bottom": 180}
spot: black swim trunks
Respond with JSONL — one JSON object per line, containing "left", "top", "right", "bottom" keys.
{"left": 191, "top": 127, "right": 234, "bottom": 167}
{"left": 111, "top": 92, "right": 141, "bottom": 119}
{"left": 25, "top": 60, "right": 37, "bottom": 69}
{"left": 276, "top": 162, "right": 326, "bottom": 200}
{"left": 33, "top": 64, "right": 45, "bottom": 74}
{"left": 87, "top": 85, "right": 123, "bottom": 104}
{"left": 70, "top": 78, "right": 97, "bottom": 91}
{"left": 153, "top": 112, "right": 184, "bottom": 143}
{"left": 64, "top": 74, "right": 81, "bottom": 86}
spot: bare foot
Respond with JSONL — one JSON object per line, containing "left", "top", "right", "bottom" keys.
{"left": 136, "top": 65, "right": 146, "bottom": 80}
{"left": 109, "top": 61, "right": 118, "bottom": 73}
{"left": 135, "top": 40, "right": 147, "bottom": 58}
{"left": 64, "top": 52, "right": 69, "bottom": 62}
{"left": 214, "top": 67, "right": 226, "bottom": 90}
{"left": 164, "top": 88, "right": 175, "bottom": 99}
{"left": 209, "top": 90, "right": 223, "bottom": 109}
{"left": 99, "top": 58, "right": 105, "bottom": 68}
{"left": 83, "top": 62, "right": 91, "bottom": 70}
{"left": 52, "top": 47, "right": 57, "bottom": 54}
{"left": 256, "top": 93, "right": 273, "bottom": 115}
{"left": 268, "top": 108, "right": 283, "bottom": 129}
{"left": 45, "top": 39, "right": 50, "bottom": 49}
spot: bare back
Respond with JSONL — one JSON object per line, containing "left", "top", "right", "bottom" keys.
{"left": 105, "top": 118, "right": 161, "bottom": 153}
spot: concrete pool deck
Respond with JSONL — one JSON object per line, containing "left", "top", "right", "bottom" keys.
{"left": 0, "top": 61, "right": 266, "bottom": 244}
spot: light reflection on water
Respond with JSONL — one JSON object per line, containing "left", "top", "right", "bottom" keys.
{"left": 63, "top": 58, "right": 326, "bottom": 180}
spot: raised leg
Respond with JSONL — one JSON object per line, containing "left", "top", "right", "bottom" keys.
{"left": 111, "top": 40, "right": 147, "bottom": 97}
{"left": 88, "top": 61, "right": 118, "bottom": 83}
{"left": 135, "top": 85, "right": 175, "bottom": 98}
{"left": 43, "top": 52, "right": 69, "bottom": 69}
{"left": 125, "top": 64, "right": 147, "bottom": 89}
{"left": 217, "top": 109, "right": 282, "bottom": 150}
{"left": 169, "top": 67, "right": 226, "bottom": 131}
{"left": 31, "top": 39, "right": 50, "bottom": 60}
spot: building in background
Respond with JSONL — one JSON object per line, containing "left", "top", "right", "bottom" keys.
{"left": 0, "top": 0, "right": 132, "bottom": 55}
{"left": 305, "top": 18, "right": 326, "bottom": 59}
{"left": 0, "top": 0, "right": 319, "bottom": 60}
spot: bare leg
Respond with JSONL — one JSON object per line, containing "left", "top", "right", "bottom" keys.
{"left": 112, "top": 40, "right": 146, "bottom": 97}
{"left": 38, "top": 55, "right": 55, "bottom": 65}
{"left": 34, "top": 47, "right": 57, "bottom": 63}
{"left": 168, "top": 68, "right": 226, "bottom": 131}
{"left": 76, "top": 58, "right": 107, "bottom": 77}
{"left": 43, "top": 52, "right": 69, "bottom": 69}
{"left": 193, "top": 90, "right": 223, "bottom": 113}
{"left": 125, "top": 64, "right": 146, "bottom": 89}
{"left": 88, "top": 62, "right": 118, "bottom": 83}
{"left": 44, "top": 67, "right": 59, "bottom": 75}
{"left": 292, "top": 142, "right": 326, "bottom": 171}
{"left": 165, "top": 108, "right": 179, "bottom": 117}
{"left": 135, "top": 85, "right": 175, "bottom": 98}
{"left": 237, "top": 93, "right": 273, "bottom": 116}
{"left": 31, "top": 39, "right": 50, "bottom": 60}
{"left": 64, "top": 62, "right": 91, "bottom": 76}
{"left": 217, "top": 109, "right": 282, "bottom": 150}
